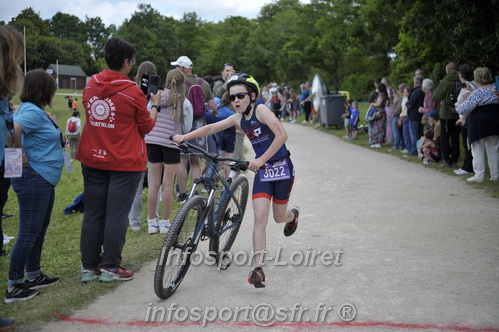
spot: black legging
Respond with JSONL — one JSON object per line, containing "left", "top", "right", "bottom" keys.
{"left": 460, "top": 126, "right": 473, "bottom": 172}
{"left": 440, "top": 118, "right": 461, "bottom": 165}
{"left": 0, "top": 168, "right": 11, "bottom": 254}
{"left": 303, "top": 101, "right": 312, "bottom": 122}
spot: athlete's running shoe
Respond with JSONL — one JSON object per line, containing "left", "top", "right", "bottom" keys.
{"left": 248, "top": 267, "right": 266, "bottom": 288}
{"left": 284, "top": 206, "right": 300, "bottom": 237}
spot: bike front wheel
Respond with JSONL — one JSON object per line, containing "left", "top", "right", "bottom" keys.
{"left": 209, "top": 175, "right": 249, "bottom": 257}
{"left": 154, "top": 195, "right": 206, "bottom": 299}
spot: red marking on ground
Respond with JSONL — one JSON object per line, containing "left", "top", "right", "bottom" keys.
{"left": 53, "top": 315, "right": 499, "bottom": 331}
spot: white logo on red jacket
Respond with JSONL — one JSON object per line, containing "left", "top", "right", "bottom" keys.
{"left": 87, "top": 96, "right": 116, "bottom": 128}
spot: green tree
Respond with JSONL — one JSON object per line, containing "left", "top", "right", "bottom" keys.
{"left": 175, "top": 12, "right": 209, "bottom": 63}
{"left": 84, "top": 16, "right": 115, "bottom": 61}
{"left": 116, "top": 3, "right": 179, "bottom": 80}
{"left": 392, "top": 0, "right": 499, "bottom": 84}
{"left": 8, "top": 7, "right": 50, "bottom": 37}
{"left": 49, "top": 12, "right": 87, "bottom": 43}
{"left": 247, "top": 0, "right": 310, "bottom": 85}
{"left": 194, "top": 16, "right": 255, "bottom": 77}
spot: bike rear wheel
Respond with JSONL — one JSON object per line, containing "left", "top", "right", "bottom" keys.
{"left": 154, "top": 195, "right": 206, "bottom": 299}
{"left": 209, "top": 175, "right": 249, "bottom": 257}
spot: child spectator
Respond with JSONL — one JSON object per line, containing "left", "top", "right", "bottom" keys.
{"left": 427, "top": 110, "right": 440, "bottom": 142}
{"left": 72, "top": 98, "right": 78, "bottom": 111}
{"left": 341, "top": 99, "right": 352, "bottom": 139}
{"left": 66, "top": 111, "right": 81, "bottom": 161}
{"left": 349, "top": 101, "right": 359, "bottom": 140}
{"left": 418, "top": 129, "right": 440, "bottom": 164}
{"left": 365, "top": 91, "right": 378, "bottom": 144}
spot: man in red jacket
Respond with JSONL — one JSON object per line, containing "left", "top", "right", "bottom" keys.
{"left": 77, "top": 38, "right": 161, "bottom": 283}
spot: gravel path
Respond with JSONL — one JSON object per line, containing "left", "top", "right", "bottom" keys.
{"left": 41, "top": 122, "right": 499, "bottom": 332}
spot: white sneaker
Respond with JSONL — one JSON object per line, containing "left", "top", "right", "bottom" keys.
{"left": 3, "top": 233, "right": 14, "bottom": 241}
{"left": 130, "top": 226, "right": 140, "bottom": 231}
{"left": 466, "top": 176, "right": 484, "bottom": 183}
{"left": 400, "top": 149, "right": 409, "bottom": 154}
{"left": 454, "top": 169, "right": 473, "bottom": 176}
{"left": 148, "top": 218, "right": 160, "bottom": 234}
{"left": 491, "top": 177, "right": 498, "bottom": 182}
{"left": 370, "top": 144, "right": 381, "bottom": 148}
{"left": 159, "top": 220, "right": 171, "bottom": 234}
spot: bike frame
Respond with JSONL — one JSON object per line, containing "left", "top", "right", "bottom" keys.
{"left": 178, "top": 143, "right": 247, "bottom": 245}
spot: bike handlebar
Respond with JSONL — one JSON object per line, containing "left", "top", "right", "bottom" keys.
{"left": 169, "top": 136, "right": 260, "bottom": 172}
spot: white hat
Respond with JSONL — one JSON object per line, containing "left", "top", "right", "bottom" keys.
{"left": 171, "top": 56, "right": 193, "bottom": 69}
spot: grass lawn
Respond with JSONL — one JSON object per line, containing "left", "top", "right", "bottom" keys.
{"left": 1, "top": 91, "right": 169, "bottom": 328}
{"left": 0, "top": 95, "right": 497, "bottom": 329}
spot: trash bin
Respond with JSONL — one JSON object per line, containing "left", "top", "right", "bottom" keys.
{"left": 320, "top": 94, "right": 346, "bottom": 127}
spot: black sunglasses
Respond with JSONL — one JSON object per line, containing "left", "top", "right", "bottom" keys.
{"left": 229, "top": 92, "right": 249, "bottom": 101}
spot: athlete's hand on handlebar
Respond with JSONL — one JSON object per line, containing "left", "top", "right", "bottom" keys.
{"left": 171, "top": 135, "right": 185, "bottom": 144}
{"left": 248, "top": 158, "right": 266, "bottom": 171}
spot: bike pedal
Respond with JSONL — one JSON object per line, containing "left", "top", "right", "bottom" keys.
{"left": 217, "top": 252, "right": 232, "bottom": 270}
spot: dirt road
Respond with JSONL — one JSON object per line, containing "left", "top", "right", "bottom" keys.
{"left": 41, "top": 123, "right": 499, "bottom": 332}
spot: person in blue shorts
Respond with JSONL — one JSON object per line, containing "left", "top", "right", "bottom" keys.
{"left": 349, "top": 101, "right": 360, "bottom": 140}
{"left": 173, "top": 73, "right": 299, "bottom": 288}
{"left": 206, "top": 93, "right": 236, "bottom": 178}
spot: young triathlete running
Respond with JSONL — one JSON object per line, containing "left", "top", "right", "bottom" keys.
{"left": 173, "top": 73, "right": 299, "bottom": 288}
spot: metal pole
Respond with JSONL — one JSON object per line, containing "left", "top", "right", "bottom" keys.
{"left": 23, "top": 26, "right": 26, "bottom": 74}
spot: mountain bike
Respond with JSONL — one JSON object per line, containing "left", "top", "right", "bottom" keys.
{"left": 154, "top": 139, "right": 254, "bottom": 299}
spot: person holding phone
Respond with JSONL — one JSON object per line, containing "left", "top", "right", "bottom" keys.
{"left": 78, "top": 38, "right": 161, "bottom": 283}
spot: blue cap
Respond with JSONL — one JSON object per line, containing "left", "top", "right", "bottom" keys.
{"left": 428, "top": 110, "right": 439, "bottom": 120}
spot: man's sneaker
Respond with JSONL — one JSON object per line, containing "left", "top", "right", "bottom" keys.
{"left": 248, "top": 267, "right": 265, "bottom": 288}
{"left": 148, "top": 218, "right": 159, "bottom": 234}
{"left": 467, "top": 176, "right": 484, "bottom": 183}
{"left": 25, "top": 274, "right": 60, "bottom": 290}
{"left": 284, "top": 207, "right": 300, "bottom": 237}
{"left": 177, "top": 193, "right": 187, "bottom": 204}
{"left": 4, "top": 284, "right": 40, "bottom": 303}
{"left": 99, "top": 267, "right": 134, "bottom": 282}
{"left": 454, "top": 169, "right": 473, "bottom": 176}
{"left": 81, "top": 268, "right": 100, "bottom": 283}
{"left": 159, "top": 220, "right": 171, "bottom": 234}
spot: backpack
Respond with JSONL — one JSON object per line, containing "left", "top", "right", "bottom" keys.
{"left": 448, "top": 80, "right": 463, "bottom": 113}
{"left": 68, "top": 119, "right": 77, "bottom": 133}
{"left": 185, "top": 78, "right": 206, "bottom": 119}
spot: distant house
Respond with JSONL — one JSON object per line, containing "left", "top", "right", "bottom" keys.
{"left": 46, "top": 64, "right": 87, "bottom": 90}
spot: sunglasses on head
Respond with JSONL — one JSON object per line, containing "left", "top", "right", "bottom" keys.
{"left": 229, "top": 92, "right": 249, "bottom": 101}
